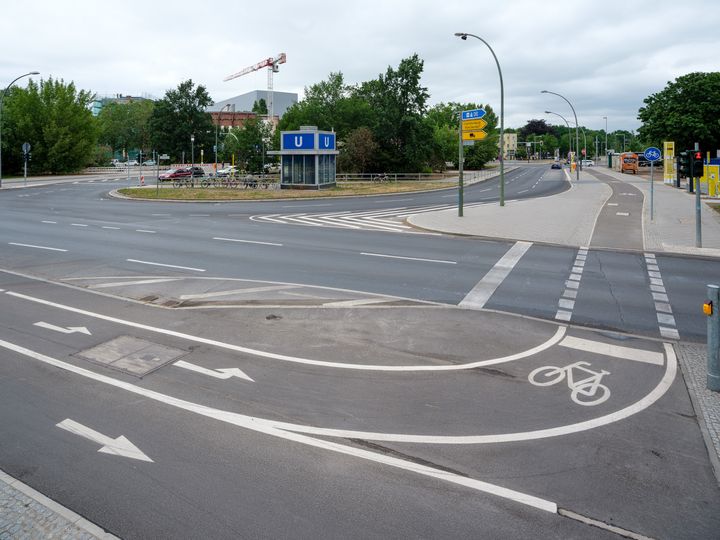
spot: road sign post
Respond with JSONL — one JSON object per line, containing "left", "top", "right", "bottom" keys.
{"left": 643, "top": 147, "right": 661, "bottom": 221}
{"left": 458, "top": 108, "right": 487, "bottom": 217}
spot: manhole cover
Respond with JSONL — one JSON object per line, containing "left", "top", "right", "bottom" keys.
{"left": 76, "top": 336, "right": 186, "bottom": 377}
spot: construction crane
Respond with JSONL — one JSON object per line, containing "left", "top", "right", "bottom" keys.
{"left": 224, "top": 53, "right": 287, "bottom": 127}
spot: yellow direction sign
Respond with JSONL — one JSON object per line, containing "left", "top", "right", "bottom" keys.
{"left": 462, "top": 130, "right": 487, "bottom": 141}
{"left": 462, "top": 118, "right": 487, "bottom": 131}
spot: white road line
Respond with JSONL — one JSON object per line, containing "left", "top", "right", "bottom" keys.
{"left": 8, "top": 242, "right": 67, "bottom": 252}
{"left": 41, "top": 220, "right": 57, "bottom": 224}
{"left": 151, "top": 213, "right": 170, "bottom": 216}
{"left": 3, "top": 289, "right": 565, "bottom": 371}
{"left": 213, "top": 237, "right": 283, "bottom": 246}
{"left": 459, "top": 241, "right": 532, "bottom": 310}
{"left": 71, "top": 223, "right": 88, "bottom": 227}
{"left": 644, "top": 253, "right": 679, "bottom": 340}
{"left": 616, "top": 212, "right": 630, "bottom": 216}
{"left": 361, "top": 252, "right": 456, "bottom": 265}
{"left": 0, "top": 338, "right": 557, "bottom": 513}
{"left": 322, "top": 298, "right": 393, "bottom": 307}
{"left": 179, "top": 285, "right": 299, "bottom": 300}
{"left": 102, "top": 226, "right": 121, "bottom": 230}
{"left": 126, "top": 259, "right": 205, "bottom": 272}
{"left": 89, "top": 278, "right": 181, "bottom": 289}
{"left": 559, "top": 336, "right": 664, "bottom": 365}
{"left": 135, "top": 229, "right": 156, "bottom": 234}
{"left": 555, "top": 247, "right": 587, "bottom": 322}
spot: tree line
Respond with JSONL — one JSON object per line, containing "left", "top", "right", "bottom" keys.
{"left": 1, "top": 63, "right": 717, "bottom": 175}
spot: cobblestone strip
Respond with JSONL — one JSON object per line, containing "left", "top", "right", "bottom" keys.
{"left": 555, "top": 246, "right": 588, "bottom": 322}
{"left": 676, "top": 343, "right": 720, "bottom": 483}
{"left": 0, "top": 468, "right": 117, "bottom": 539}
{"left": 644, "top": 252, "right": 680, "bottom": 340}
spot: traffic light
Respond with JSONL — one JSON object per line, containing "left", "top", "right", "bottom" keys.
{"left": 691, "top": 151, "right": 704, "bottom": 178}
{"left": 678, "top": 151, "right": 690, "bottom": 178}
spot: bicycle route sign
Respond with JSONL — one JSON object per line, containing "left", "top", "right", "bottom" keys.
{"left": 643, "top": 147, "right": 661, "bottom": 162}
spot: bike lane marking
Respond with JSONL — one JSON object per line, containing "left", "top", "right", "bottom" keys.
{"left": 559, "top": 336, "right": 664, "bottom": 365}
{"left": 644, "top": 252, "right": 680, "bottom": 340}
{"left": 555, "top": 247, "right": 587, "bottom": 321}
{"left": 0, "top": 338, "right": 556, "bottom": 513}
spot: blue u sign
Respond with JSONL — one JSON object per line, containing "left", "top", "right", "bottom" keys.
{"left": 282, "top": 133, "right": 314, "bottom": 150}
{"left": 319, "top": 133, "right": 335, "bottom": 150}
{"left": 643, "top": 147, "right": 661, "bottom": 162}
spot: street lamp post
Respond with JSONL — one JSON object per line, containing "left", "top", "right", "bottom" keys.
{"left": 190, "top": 134, "right": 195, "bottom": 186}
{"left": 545, "top": 110, "right": 572, "bottom": 160}
{"left": 542, "top": 90, "right": 579, "bottom": 181}
{"left": 455, "top": 32, "right": 505, "bottom": 206}
{"left": 603, "top": 116, "right": 608, "bottom": 164}
{"left": 0, "top": 71, "right": 40, "bottom": 188}
{"left": 214, "top": 104, "right": 232, "bottom": 176}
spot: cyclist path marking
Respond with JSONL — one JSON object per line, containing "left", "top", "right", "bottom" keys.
{"left": 585, "top": 169, "right": 644, "bottom": 251}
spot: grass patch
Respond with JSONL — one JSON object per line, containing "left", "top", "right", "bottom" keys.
{"left": 117, "top": 181, "right": 457, "bottom": 200}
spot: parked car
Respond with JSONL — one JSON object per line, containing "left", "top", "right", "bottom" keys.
{"left": 159, "top": 168, "right": 192, "bottom": 181}
{"left": 142, "top": 159, "right": 156, "bottom": 166}
{"left": 551, "top": 163, "right": 562, "bottom": 169}
{"left": 581, "top": 159, "right": 594, "bottom": 167}
{"left": 263, "top": 163, "right": 280, "bottom": 174}
{"left": 216, "top": 166, "right": 238, "bottom": 177}
{"left": 188, "top": 166, "right": 205, "bottom": 177}
{"left": 126, "top": 160, "right": 139, "bottom": 166}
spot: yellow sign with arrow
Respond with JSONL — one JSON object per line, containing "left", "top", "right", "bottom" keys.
{"left": 461, "top": 118, "right": 487, "bottom": 131}
{"left": 462, "top": 131, "right": 488, "bottom": 141}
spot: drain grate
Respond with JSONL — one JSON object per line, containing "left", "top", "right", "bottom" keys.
{"left": 76, "top": 336, "right": 187, "bottom": 377}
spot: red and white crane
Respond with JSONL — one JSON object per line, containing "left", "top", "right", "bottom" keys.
{"left": 224, "top": 53, "right": 287, "bottom": 126}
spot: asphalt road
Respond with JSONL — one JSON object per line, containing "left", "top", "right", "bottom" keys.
{"left": 0, "top": 165, "right": 718, "bottom": 539}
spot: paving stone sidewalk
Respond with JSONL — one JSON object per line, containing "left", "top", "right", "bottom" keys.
{"left": 0, "top": 469, "right": 116, "bottom": 539}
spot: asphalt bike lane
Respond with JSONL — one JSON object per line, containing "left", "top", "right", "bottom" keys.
{"left": 2, "top": 271, "right": 718, "bottom": 538}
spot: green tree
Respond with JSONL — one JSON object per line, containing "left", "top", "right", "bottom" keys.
{"left": 97, "top": 99, "right": 154, "bottom": 157}
{"left": 338, "top": 126, "right": 377, "bottom": 173}
{"left": 3, "top": 77, "right": 97, "bottom": 174}
{"left": 223, "top": 118, "right": 272, "bottom": 173}
{"left": 252, "top": 99, "right": 268, "bottom": 115}
{"left": 148, "top": 80, "right": 214, "bottom": 162}
{"left": 355, "top": 54, "right": 432, "bottom": 172}
{"left": 638, "top": 72, "right": 720, "bottom": 151}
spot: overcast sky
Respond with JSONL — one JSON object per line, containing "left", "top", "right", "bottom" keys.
{"left": 2, "top": 0, "right": 718, "bottom": 132}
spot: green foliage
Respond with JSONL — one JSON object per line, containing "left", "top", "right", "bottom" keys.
{"left": 338, "top": 127, "right": 377, "bottom": 173}
{"left": 97, "top": 99, "right": 154, "bottom": 156}
{"left": 252, "top": 99, "right": 268, "bottom": 115}
{"left": 3, "top": 77, "right": 97, "bottom": 174}
{"left": 148, "top": 80, "right": 214, "bottom": 162}
{"left": 638, "top": 72, "right": 720, "bottom": 151}
{"left": 223, "top": 118, "right": 272, "bottom": 173}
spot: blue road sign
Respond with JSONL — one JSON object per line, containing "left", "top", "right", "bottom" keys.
{"left": 643, "top": 147, "right": 662, "bottom": 162}
{"left": 462, "top": 108, "right": 486, "bottom": 120}
{"left": 318, "top": 133, "right": 336, "bottom": 150}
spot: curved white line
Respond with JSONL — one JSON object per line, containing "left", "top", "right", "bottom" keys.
{"left": 6, "top": 290, "right": 565, "bottom": 372}
{"left": 267, "top": 343, "right": 676, "bottom": 443}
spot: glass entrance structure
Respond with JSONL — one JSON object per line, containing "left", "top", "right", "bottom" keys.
{"left": 269, "top": 126, "right": 338, "bottom": 189}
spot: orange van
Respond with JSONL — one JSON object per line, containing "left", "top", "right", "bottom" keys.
{"left": 620, "top": 152, "right": 638, "bottom": 174}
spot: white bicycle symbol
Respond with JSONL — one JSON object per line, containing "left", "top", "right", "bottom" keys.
{"left": 528, "top": 361, "right": 611, "bottom": 406}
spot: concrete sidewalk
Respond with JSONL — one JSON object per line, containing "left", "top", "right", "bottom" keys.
{"left": 408, "top": 165, "right": 720, "bottom": 258}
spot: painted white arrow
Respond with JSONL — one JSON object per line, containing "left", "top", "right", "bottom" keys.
{"left": 34, "top": 322, "right": 91, "bottom": 335}
{"left": 56, "top": 419, "right": 153, "bottom": 462}
{"left": 173, "top": 360, "right": 254, "bottom": 382}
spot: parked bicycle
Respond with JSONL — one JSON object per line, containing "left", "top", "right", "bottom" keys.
{"left": 528, "top": 361, "right": 610, "bottom": 406}
{"left": 372, "top": 173, "right": 389, "bottom": 183}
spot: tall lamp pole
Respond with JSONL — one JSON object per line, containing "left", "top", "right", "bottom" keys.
{"left": 545, "top": 110, "right": 572, "bottom": 159}
{"left": 603, "top": 116, "right": 608, "bottom": 164}
{"left": 190, "top": 134, "right": 195, "bottom": 186}
{"left": 0, "top": 71, "right": 40, "bottom": 188}
{"left": 542, "top": 90, "right": 579, "bottom": 181}
{"left": 455, "top": 32, "right": 505, "bottom": 206}
{"left": 214, "top": 104, "right": 232, "bottom": 176}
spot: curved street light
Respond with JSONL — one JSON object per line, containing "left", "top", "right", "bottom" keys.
{"left": 0, "top": 71, "right": 40, "bottom": 187}
{"left": 455, "top": 32, "right": 505, "bottom": 206}
{"left": 545, "top": 110, "right": 572, "bottom": 159}
{"left": 541, "top": 90, "right": 579, "bottom": 181}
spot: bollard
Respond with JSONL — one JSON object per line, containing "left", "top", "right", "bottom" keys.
{"left": 707, "top": 284, "right": 720, "bottom": 392}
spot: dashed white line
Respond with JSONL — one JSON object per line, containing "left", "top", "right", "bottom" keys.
{"left": 135, "top": 229, "right": 156, "bottom": 234}
{"left": 8, "top": 242, "right": 67, "bottom": 252}
{"left": 361, "top": 252, "right": 456, "bottom": 264}
{"left": 102, "top": 226, "right": 121, "bottom": 230}
{"left": 213, "top": 237, "right": 283, "bottom": 246}
{"left": 41, "top": 220, "right": 57, "bottom": 224}
{"left": 126, "top": 259, "right": 205, "bottom": 272}
{"left": 644, "top": 253, "right": 679, "bottom": 339}
{"left": 556, "top": 247, "right": 588, "bottom": 321}
{"left": 71, "top": 223, "right": 88, "bottom": 227}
